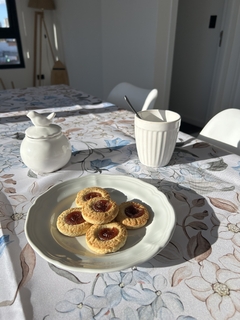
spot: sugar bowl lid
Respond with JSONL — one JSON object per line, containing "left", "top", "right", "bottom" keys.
{"left": 25, "top": 111, "right": 61, "bottom": 139}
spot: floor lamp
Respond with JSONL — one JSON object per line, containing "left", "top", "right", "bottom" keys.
{"left": 28, "top": 0, "right": 55, "bottom": 87}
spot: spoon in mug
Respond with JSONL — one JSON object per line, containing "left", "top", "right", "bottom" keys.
{"left": 124, "top": 96, "right": 142, "bottom": 119}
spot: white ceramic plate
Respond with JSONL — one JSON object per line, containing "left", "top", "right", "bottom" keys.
{"left": 25, "top": 174, "right": 176, "bottom": 273}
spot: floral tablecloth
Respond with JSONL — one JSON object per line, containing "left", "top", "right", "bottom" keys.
{"left": 1, "top": 85, "right": 240, "bottom": 320}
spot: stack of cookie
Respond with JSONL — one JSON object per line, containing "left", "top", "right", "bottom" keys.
{"left": 56, "top": 186, "right": 149, "bottom": 254}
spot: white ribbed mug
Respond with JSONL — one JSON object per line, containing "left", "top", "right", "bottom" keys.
{"left": 135, "top": 109, "right": 181, "bottom": 167}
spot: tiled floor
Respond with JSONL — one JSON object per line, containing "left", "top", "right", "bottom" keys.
{"left": 180, "top": 121, "right": 202, "bottom": 137}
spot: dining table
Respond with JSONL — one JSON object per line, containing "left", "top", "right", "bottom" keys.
{"left": 1, "top": 84, "right": 240, "bottom": 320}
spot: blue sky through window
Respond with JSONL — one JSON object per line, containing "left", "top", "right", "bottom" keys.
{"left": 0, "top": 0, "right": 8, "bottom": 28}
{"left": 0, "top": 0, "right": 24, "bottom": 67}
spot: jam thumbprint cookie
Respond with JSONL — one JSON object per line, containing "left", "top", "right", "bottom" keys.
{"left": 116, "top": 201, "right": 149, "bottom": 229}
{"left": 86, "top": 222, "right": 127, "bottom": 254}
{"left": 82, "top": 197, "right": 119, "bottom": 224}
{"left": 75, "top": 187, "right": 110, "bottom": 207}
{"left": 57, "top": 207, "right": 92, "bottom": 237}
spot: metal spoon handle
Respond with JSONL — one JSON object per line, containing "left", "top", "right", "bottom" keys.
{"left": 124, "top": 96, "right": 141, "bottom": 119}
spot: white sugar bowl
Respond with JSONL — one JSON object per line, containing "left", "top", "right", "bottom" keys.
{"left": 20, "top": 111, "right": 71, "bottom": 174}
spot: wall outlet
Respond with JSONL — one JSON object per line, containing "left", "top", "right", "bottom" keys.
{"left": 37, "top": 74, "right": 45, "bottom": 80}
{"left": 209, "top": 15, "right": 217, "bottom": 28}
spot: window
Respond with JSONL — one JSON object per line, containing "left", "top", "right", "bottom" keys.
{"left": 0, "top": 0, "right": 25, "bottom": 69}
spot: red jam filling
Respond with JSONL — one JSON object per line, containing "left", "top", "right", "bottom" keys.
{"left": 92, "top": 199, "right": 112, "bottom": 212}
{"left": 65, "top": 211, "right": 85, "bottom": 225}
{"left": 98, "top": 227, "right": 119, "bottom": 241}
{"left": 83, "top": 192, "right": 102, "bottom": 201}
{"left": 125, "top": 204, "right": 144, "bottom": 218}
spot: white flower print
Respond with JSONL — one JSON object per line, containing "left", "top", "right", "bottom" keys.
{"left": 185, "top": 260, "right": 240, "bottom": 320}
{"left": 211, "top": 213, "right": 240, "bottom": 246}
{"left": 55, "top": 288, "right": 107, "bottom": 320}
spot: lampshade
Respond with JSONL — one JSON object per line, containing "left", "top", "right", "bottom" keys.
{"left": 28, "top": 0, "right": 55, "bottom": 10}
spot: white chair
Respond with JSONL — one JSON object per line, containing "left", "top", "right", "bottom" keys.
{"left": 198, "top": 108, "right": 240, "bottom": 155}
{"left": 107, "top": 82, "right": 158, "bottom": 112}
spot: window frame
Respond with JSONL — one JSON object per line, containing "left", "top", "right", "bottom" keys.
{"left": 0, "top": 0, "right": 25, "bottom": 69}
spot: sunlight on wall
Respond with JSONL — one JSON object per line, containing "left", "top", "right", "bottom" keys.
{"left": 53, "top": 23, "right": 59, "bottom": 60}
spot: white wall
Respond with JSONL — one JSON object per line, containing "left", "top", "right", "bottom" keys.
{"left": 154, "top": 1, "right": 178, "bottom": 110}
{"left": 169, "top": 0, "right": 225, "bottom": 127}
{"left": 101, "top": 0, "right": 158, "bottom": 99}
{"left": 1, "top": 0, "right": 178, "bottom": 112}
{"left": 54, "top": 0, "right": 103, "bottom": 97}
{"left": 207, "top": 0, "right": 240, "bottom": 120}
{"left": 55, "top": 0, "right": 178, "bottom": 106}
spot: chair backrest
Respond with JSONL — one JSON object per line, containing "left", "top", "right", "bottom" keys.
{"left": 107, "top": 82, "right": 158, "bottom": 112}
{"left": 198, "top": 108, "right": 240, "bottom": 155}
